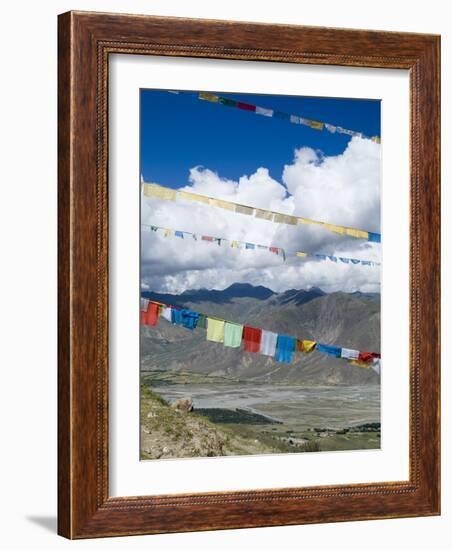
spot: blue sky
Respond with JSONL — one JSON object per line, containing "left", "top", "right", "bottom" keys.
{"left": 140, "top": 89, "right": 381, "bottom": 294}
{"left": 140, "top": 89, "right": 380, "bottom": 188}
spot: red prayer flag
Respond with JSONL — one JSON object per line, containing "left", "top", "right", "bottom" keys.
{"left": 269, "top": 247, "right": 279, "bottom": 254}
{"left": 202, "top": 235, "right": 214, "bottom": 242}
{"left": 237, "top": 101, "right": 256, "bottom": 112}
{"left": 243, "top": 326, "right": 262, "bottom": 352}
{"left": 358, "top": 351, "right": 374, "bottom": 363}
{"left": 143, "top": 302, "right": 159, "bottom": 326}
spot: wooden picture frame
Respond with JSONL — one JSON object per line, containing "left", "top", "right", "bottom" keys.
{"left": 58, "top": 11, "right": 440, "bottom": 539}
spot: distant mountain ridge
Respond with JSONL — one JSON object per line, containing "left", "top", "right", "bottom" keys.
{"left": 140, "top": 284, "right": 381, "bottom": 386}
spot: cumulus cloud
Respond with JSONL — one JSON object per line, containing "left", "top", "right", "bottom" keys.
{"left": 141, "top": 137, "right": 381, "bottom": 294}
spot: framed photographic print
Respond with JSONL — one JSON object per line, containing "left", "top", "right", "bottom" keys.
{"left": 58, "top": 11, "right": 440, "bottom": 538}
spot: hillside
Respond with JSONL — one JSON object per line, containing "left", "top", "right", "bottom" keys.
{"left": 140, "top": 384, "right": 279, "bottom": 459}
{"left": 140, "top": 284, "right": 380, "bottom": 385}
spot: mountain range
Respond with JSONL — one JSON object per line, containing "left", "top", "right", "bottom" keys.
{"left": 140, "top": 283, "right": 381, "bottom": 385}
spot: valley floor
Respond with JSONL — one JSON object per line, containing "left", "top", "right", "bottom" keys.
{"left": 140, "top": 376, "right": 381, "bottom": 460}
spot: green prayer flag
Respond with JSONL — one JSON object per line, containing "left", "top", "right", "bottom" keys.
{"left": 224, "top": 322, "right": 243, "bottom": 348}
{"left": 219, "top": 97, "right": 237, "bottom": 107}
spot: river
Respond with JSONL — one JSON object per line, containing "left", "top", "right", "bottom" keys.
{"left": 149, "top": 383, "right": 380, "bottom": 430}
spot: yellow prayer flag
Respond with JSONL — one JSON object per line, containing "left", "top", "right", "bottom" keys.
{"left": 298, "top": 217, "right": 323, "bottom": 226}
{"left": 235, "top": 204, "right": 254, "bottom": 216}
{"left": 255, "top": 208, "right": 274, "bottom": 221}
{"left": 206, "top": 318, "right": 225, "bottom": 343}
{"left": 163, "top": 229, "right": 171, "bottom": 237}
{"left": 179, "top": 190, "right": 210, "bottom": 204}
{"left": 324, "top": 223, "right": 346, "bottom": 235}
{"left": 349, "top": 360, "right": 371, "bottom": 368}
{"left": 209, "top": 198, "right": 235, "bottom": 211}
{"left": 143, "top": 183, "right": 177, "bottom": 201}
{"left": 345, "top": 227, "right": 369, "bottom": 240}
{"left": 371, "top": 136, "right": 381, "bottom": 144}
{"left": 199, "top": 91, "right": 220, "bottom": 103}
{"left": 231, "top": 241, "right": 240, "bottom": 248}
{"left": 301, "top": 340, "right": 316, "bottom": 353}
{"left": 296, "top": 251, "right": 308, "bottom": 257}
{"left": 273, "top": 213, "right": 297, "bottom": 225}
{"left": 307, "top": 119, "right": 324, "bottom": 130}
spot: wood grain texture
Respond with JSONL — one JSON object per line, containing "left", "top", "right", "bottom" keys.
{"left": 57, "top": 11, "right": 440, "bottom": 539}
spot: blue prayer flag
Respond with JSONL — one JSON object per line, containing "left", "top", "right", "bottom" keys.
{"left": 275, "top": 335, "right": 296, "bottom": 363}
{"left": 316, "top": 343, "right": 341, "bottom": 358}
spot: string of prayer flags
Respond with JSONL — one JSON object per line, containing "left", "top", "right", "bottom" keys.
{"left": 197, "top": 91, "right": 380, "bottom": 142}
{"left": 142, "top": 299, "right": 381, "bottom": 370}
{"left": 142, "top": 223, "right": 380, "bottom": 266}
{"left": 142, "top": 183, "right": 381, "bottom": 243}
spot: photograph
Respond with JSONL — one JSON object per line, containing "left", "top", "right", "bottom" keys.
{"left": 139, "top": 88, "right": 382, "bottom": 460}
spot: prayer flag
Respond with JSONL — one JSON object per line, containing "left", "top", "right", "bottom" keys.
{"left": 275, "top": 335, "right": 296, "bottom": 363}
{"left": 298, "top": 340, "right": 316, "bottom": 353}
{"left": 296, "top": 251, "right": 307, "bottom": 257}
{"left": 368, "top": 231, "right": 381, "bottom": 243}
{"left": 243, "top": 326, "right": 262, "bottom": 352}
{"left": 175, "top": 231, "right": 184, "bottom": 239}
{"left": 345, "top": 227, "right": 369, "bottom": 240}
{"left": 254, "top": 209, "right": 274, "bottom": 221}
{"left": 235, "top": 204, "right": 254, "bottom": 216}
{"left": 324, "top": 223, "right": 346, "bottom": 235}
{"left": 219, "top": 97, "right": 237, "bottom": 107}
{"left": 209, "top": 198, "right": 235, "bottom": 211}
{"left": 143, "top": 183, "right": 177, "bottom": 201}
{"left": 160, "top": 306, "right": 172, "bottom": 322}
{"left": 316, "top": 343, "right": 341, "bottom": 358}
{"left": 372, "top": 358, "right": 381, "bottom": 375}
{"left": 224, "top": 322, "right": 243, "bottom": 348}
{"left": 255, "top": 106, "right": 273, "bottom": 117}
{"left": 260, "top": 330, "right": 278, "bottom": 356}
{"left": 290, "top": 115, "right": 301, "bottom": 124}
{"left": 198, "top": 91, "right": 219, "bottom": 102}
{"left": 179, "top": 190, "right": 210, "bottom": 204}
{"left": 339, "top": 257, "right": 350, "bottom": 264}
{"left": 171, "top": 308, "right": 199, "bottom": 330}
{"left": 306, "top": 119, "right": 324, "bottom": 130}
{"left": 325, "top": 123, "right": 337, "bottom": 133}
{"left": 273, "top": 213, "right": 297, "bottom": 225}
{"left": 237, "top": 101, "right": 256, "bottom": 112}
{"left": 245, "top": 243, "right": 255, "bottom": 250}
{"left": 341, "top": 348, "right": 360, "bottom": 360}
{"left": 274, "top": 111, "right": 289, "bottom": 120}
{"left": 197, "top": 314, "right": 207, "bottom": 329}
{"left": 207, "top": 318, "right": 225, "bottom": 343}
{"left": 358, "top": 351, "right": 374, "bottom": 363}
{"left": 143, "top": 302, "right": 159, "bottom": 326}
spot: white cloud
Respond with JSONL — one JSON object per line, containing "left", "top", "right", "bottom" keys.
{"left": 141, "top": 137, "right": 381, "bottom": 294}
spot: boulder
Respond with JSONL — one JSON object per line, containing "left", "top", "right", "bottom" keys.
{"left": 171, "top": 398, "right": 193, "bottom": 412}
